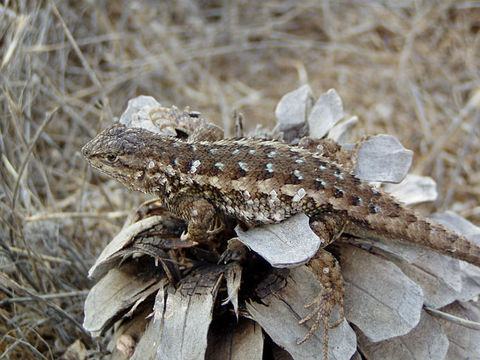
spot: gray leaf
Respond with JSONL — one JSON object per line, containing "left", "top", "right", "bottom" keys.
{"left": 354, "top": 134, "right": 413, "bottom": 183}
{"left": 357, "top": 312, "right": 448, "bottom": 360}
{"left": 383, "top": 175, "right": 437, "bottom": 205}
{"left": 247, "top": 266, "right": 357, "bottom": 360}
{"left": 275, "top": 84, "right": 315, "bottom": 131}
{"left": 341, "top": 245, "right": 424, "bottom": 342}
{"left": 235, "top": 213, "right": 321, "bottom": 268}
{"left": 307, "top": 89, "right": 344, "bottom": 139}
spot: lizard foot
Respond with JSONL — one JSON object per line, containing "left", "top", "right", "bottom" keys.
{"left": 179, "top": 204, "right": 224, "bottom": 242}
{"left": 179, "top": 219, "right": 224, "bottom": 242}
{"left": 206, "top": 216, "right": 225, "bottom": 238}
{"left": 297, "top": 249, "right": 345, "bottom": 360}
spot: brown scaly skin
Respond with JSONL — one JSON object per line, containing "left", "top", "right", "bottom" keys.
{"left": 82, "top": 122, "right": 480, "bottom": 358}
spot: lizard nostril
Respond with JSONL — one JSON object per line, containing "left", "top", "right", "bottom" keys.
{"left": 81, "top": 144, "right": 90, "bottom": 157}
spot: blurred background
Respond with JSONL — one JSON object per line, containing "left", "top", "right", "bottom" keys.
{"left": 0, "top": 0, "right": 479, "bottom": 358}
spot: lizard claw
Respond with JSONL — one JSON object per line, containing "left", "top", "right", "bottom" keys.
{"left": 296, "top": 288, "right": 343, "bottom": 360}
{"left": 206, "top": 217, "right": 224, "bottom": 236}
{"left": 180, "top": 217, "right": 224, "bottom": 242}
{"left": 297, "top": 288, "right": 338, "bottom": 343}
{"left": 180, "top": 231, "right": 190, "bottom": 241}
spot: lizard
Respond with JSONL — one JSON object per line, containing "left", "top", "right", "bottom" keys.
{"left": 82, "top": 122, "right": 480, "bottom": 358}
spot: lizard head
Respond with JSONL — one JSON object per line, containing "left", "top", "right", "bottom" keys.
{"left": 81, "top": 123, "right": 158, "bottom": 193}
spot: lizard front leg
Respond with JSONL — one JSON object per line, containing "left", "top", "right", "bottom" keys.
{"left": 165, "top": 192, "right": 224, "bottom": 242}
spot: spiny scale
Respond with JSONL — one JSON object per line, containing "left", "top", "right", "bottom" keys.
{"left": 82, "top": 124, "right": 480, "bottom": 266}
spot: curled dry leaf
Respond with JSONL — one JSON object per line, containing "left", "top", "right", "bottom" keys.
{"left": 275, "top": 84, "right": 315, "bottom": 132}
{"left": 353, "top": 134, "right": 413, "bottom": 183}
{"left": 383, "top": 174, "right": 438, "bottom": 206}
{"left": 357, "top": 312, "right": 448, "bottom": 360}
{"left": 307, "top": 89, "right": 344, "bottom": 139}
{"left": 340, "top": 245, "right": 424, "bottom": 342}
{"left": 136, "top": 265, "right": 226, "bottom": 360}
{"left": 222, "top": 262, "right": 242, "bottom": 317}
{"left": 88, "top": 215, "right": 165, "bottom": 279}
{"left": 246, "top": 266, "right": 356, "bottom": 360}
{"left": 437, "top": 301, "right": 480, "bottom": 359}
{"left": 88, "top": 214, "right": 193, "bottom": 280}
{"left": 235, "top": 213, "right": 322, "bottom": 268}
{"left": 327, "top": 115, "right": 358, "bottom": 145}
{"left": 206, "top": 319, "right": 264, "bottom": 360}
{"left": 83, "top": 263, "right": 164, "bottom": 337}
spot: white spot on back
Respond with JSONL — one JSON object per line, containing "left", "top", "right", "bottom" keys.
{"left": 266, "top": 163, "right": 274, "bottom": 172}
{"left": 190, "top": 160, "right": 201, "bottom": 174}
{"left": 232, "top": 149, "right": 240, "bottom": 155}
{"left": 238, "top": 161, "right": 248, "bottom": 171}
{"left": 148, "top": 160, "right": 155, "bottom": 169}
{"left": 315, "top": 178, "right": 327, "bottom": 186}
{"left": 294, "top": 169, "right": 303, "bottom": 180}
{"left": 215, "top": 162, "right": 224, "bottom": 171}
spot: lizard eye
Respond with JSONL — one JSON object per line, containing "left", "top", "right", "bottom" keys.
{"left": 106, "top": 154, "right": 117, "bottom": 163}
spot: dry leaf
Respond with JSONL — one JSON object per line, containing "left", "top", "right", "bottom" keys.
{"left": 247, "top": 266, "right": 356, "bottom": 360}
{"left": 357, "top": 312, "right": 448, "bottom": 360}
{"left": 308, "top": 89, "right": 344, "bottom": 139}
{"left": 341, "top": 245, "right": 424, "bottom": 342}
{"left": 235, "top": 213, "right": 321, "bottom": 268}
{"left": 354, "top": 134, "right": 413, "bottom": 183}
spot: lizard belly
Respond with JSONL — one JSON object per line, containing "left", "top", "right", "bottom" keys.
{"left": 214, "top": 190, "right": 303, "bottom": 225}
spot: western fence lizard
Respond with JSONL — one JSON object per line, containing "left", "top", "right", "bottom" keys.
{"left": 82, "top": 123, "right": 480, "bottom": 266}
{"left": 82, "top": 122, "right": 480, "bottom": 358}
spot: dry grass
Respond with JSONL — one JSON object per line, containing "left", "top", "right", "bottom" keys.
{"left": 0, "top": 0, "right": 479, "bottom": 358}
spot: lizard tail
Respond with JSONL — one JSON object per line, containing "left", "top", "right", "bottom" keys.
{"left": 346, "top": 207, "right": 480, "bottom": 267}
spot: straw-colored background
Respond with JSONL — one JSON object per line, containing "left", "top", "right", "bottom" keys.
{"left": 1, "top": 1, "right": 479, "bottom": 358}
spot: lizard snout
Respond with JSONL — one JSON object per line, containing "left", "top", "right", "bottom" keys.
{"left": 81, "top": 141, "right": 92, "bottom": 158}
